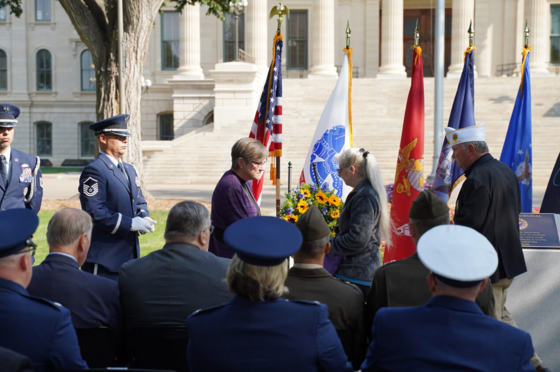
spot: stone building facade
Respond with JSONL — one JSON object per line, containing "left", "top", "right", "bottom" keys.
{"left": 0, "top": 0, "right": 558, "bottom": 166}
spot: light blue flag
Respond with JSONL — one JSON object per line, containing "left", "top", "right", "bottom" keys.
{"left": 433, "top": 49, "right": 476, "bottom": 203}
{"left": 500, "top": 51, "right": 532, "bottom": 212}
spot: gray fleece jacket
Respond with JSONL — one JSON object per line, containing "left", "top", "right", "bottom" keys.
{"left": 329, "top": 179, "right": 382, "bottom": 284}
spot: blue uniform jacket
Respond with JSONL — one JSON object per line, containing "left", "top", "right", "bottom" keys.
{"left": 0, "top": 148, "right": 43, "bottom": 213}
{"left": 187, "top": 296, "right": 353, "bottom": 372}
{"left": 361, "top": 296, "right": 535, "bottom": 372}
{"left": 28, "top": 253, "right": 123, "bottom": 335}
{"left": 0, "top": 277, "right": 88, "bottom": 372}
{"left": 79, "top": 153, "right": 149, "bottom": 273}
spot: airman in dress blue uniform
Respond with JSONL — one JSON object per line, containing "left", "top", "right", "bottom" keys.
{"left": 0, "top": 209, "right": 88, "bottom": 372}
{"left": 0, "top": 104, "right": 43, "bottom": 213}
{"left": 79, "top": 114, "right": 156, "bottom": 280}
{"left": 187, "top": 216, "right": 353, "bottom": 372}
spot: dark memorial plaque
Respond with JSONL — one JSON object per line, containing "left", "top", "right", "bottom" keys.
{"left": 519, "top": 213, "right": 560, "bottom": 248}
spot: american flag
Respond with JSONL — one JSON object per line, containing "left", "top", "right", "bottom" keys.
{"left": 249, "top": 30, "right": 283, "bottom": 203}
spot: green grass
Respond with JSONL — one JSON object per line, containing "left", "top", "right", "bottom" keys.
{"left": 41, "top": 167, "right": 84, "bottom": 174}
{"left": 34, "top": 210, "right": 169, "bottom": 266}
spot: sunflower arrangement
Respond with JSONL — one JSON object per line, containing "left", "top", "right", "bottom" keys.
{"left": 279, "top": 183, "right": 345, "bottom": 237}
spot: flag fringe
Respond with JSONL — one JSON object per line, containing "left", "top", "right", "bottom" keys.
{"left": 262, "top": 29, "right": 283, "bottom": 152}
{"left": 450, "top": 174, "right": 466, "bottom": 195}
{"left": 520, "top": 46, "right": 531, "bottom": 97}
{"left": 463, "top": 45, "right": 476, "bottom": 62}
{"left": 344, "top": 47, "right": 354, "bottom": 148}
{"left": 411, "top": 45, "right": 422, "bottom": 66}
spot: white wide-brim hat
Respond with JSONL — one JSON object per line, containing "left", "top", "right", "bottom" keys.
{"left": 417, "top": 225, "right": 498, "bottom": 287}
{"left": 445, "top": 122, "right": 487, "bottom": 147}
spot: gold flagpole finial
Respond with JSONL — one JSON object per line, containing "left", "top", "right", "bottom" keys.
{"left": 524, "top": 20, "right": 530, "bottom": 48}
{"left": 269, "top": 3, "right": 290, "bottom": 31}
{"left": 414, "top": 19, "right": 420, "bottom": 46}
{"left": 468, "top": 20, "right": 474, "bottom": 47}
{"left": 346, "top": 21, "right": 351, "bottom": 48}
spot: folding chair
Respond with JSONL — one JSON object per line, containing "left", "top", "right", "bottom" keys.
{"left": 75, "top": 327, "right": 120, "bottom": 368}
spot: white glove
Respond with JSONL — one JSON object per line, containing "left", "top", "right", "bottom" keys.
{"left": 131, "top": 216, "right": 153, "bottom": 233}
{"left": 143, "top": 216, "right": 157, "bottom": 233}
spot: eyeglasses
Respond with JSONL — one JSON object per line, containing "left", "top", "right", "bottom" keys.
{"left": 104, "top": 134, "right": 128, "bottom": 142}
{"left": 251, "top": 160, "right": 267, "bottom": 169}
{"left": 336, "top": 166, "right": 349, "bottom": 176}
{"left": 16, "top": 239, "right": 38, "bottom": 257}
{"left": 204, "top": 225, "right": 215, "bottom": 235}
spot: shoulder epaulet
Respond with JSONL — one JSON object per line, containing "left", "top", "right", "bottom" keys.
{"left": 25, "top": 294, "right": 65, "bottom": 312}
{"left": 189, "top": 303, "right": 227, "bottom": 318}
{"left": 289, "top": 299, "right": 323, "bottom": 306}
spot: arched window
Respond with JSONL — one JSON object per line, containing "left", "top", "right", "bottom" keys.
{"left": 36, "top": 49, "right": 52, "bottom": 91}
{"left": 80, "top": 122, "right": 96, "bottom": 157}
{"left": 36, "top": 121, "right": 52, "bottom": 156}
{"left": 204, "top": 111, "right": 214, "bottom": 125}
{"left": 81, "top": 50, "right": 96, "bottom": 91}
{"left": 35, "top": 0, "right": 51, "bottom": 22}
{"left": 159, "top": 113, "right": 174, "bottom": 141}
{"left": 0, "top": 49, "right": 7, "bottom": 90}
{"left": 161, "top": 12, "right": 179, "bottom": 70}
{"left": 0, "top": 6, "right": 6, "bottom": 22}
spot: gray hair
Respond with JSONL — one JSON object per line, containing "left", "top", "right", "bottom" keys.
{"left": 335, "top": 147, "right": 394, "bottom": 247}
{"left": 164, "top": 201, "right": 210, "bottom": 241}
{"left": 299, "top": 236, "right": 329, "bottom": 256}
{"left": 231, "top": 138, "right": 269, "bottom": 170}
{"left": 463, "top": 141, "right": 489, "bottom": 153}
{"left": 47, "top": 208, "right": 93, "bottom": 247}
{"left": 409, "top": 213, "right": 450, "bottom": 237}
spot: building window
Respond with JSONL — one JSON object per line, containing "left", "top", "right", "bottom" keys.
{"left": 0, "top": 6, "right": 7, "bottom": 21}
{"left": 36, "top": 122, "right": 52, "bottom": 156}
{"left": 161, "top": 12, "right": 179, "bottom": 70}
{"left": 287, "top": 10, "right": 308, "bottom": 69}
{"left": 36, "top": 49, "right": 52, "bottom": 91}
{"left": 35, "top": 0, "right": 51, "bottom": 22}
{"left": 81, "top": 50, "right": 96, "bottom": 91}
{"left": 223, "top": 13, "right": 245, "bottom": 62}
{"left": 159, "top": 114, "right": 174, "bottom": 141}
{"left": 552, "top": 5, "right": 560, "bottom": 64}
{"left": 80, "top": 122, "right": 96, "bottom": 157}
{"left": 0, "top": 50, "right": 6, "bottom": 90}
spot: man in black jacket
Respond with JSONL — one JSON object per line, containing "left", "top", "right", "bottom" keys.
{"left": 119, "top": 201, "right": 232, "bottom": 333}
{"left": 446, "top": 124, "right": 548, "bottom": 372}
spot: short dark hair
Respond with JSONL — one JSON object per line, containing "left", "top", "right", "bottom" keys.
{"left": 299, "top": 236, "right": 329, "bottom": 256}
{"left": 409, "top": 213, "right": 450, "bottom": 237}
{"left": 164, "top": 201, "right": 209, "bottom": 241}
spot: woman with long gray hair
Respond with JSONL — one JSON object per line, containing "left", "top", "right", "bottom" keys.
{"left": 330, "top": 147, "right": 392, "bottom": 297}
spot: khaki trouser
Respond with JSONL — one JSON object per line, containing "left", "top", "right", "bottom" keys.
{"left": 492, "top": 278, "right": 543, "bottom": 368}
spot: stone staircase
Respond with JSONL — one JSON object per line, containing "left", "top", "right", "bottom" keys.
{"left": 143, "top": 76, "right": 560, "bottom": 190}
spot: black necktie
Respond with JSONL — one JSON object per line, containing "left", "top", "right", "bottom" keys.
{"left": 0, "top": 155, "right": 7, "bottom": 185}
{"left": 118, "top": 162, "right": 129, "bottom": 182}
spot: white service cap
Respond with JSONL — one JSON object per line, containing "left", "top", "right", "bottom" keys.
{"left": 445, "top": 122, "right": 487, "bottom": 147}
{"left": 417, "top": 225, "right": 498, "bottom": 287}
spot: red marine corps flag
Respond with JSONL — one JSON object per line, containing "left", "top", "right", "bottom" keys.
{"left": 383, "top": 44, "right": 425, "bottom": 264}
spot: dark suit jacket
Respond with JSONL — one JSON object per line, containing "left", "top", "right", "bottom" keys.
{"left": 361, "top": 296, "right": 534, "bottom": 372}
{"left": 455, "top": 153, "right": 527, "bottom": 282}
{"left": 118, "top": 242, "right": 232, "bottom": 332}
{"left": 366, "top": 252, "right": 495, "bottom": 332}
{"left": 0, "top": 346, "right": 34, "bottom": 372}
{"left": 187, "top": 297, "right": 353, "bottom": 372}
{"left": 27, "top": 253, "right": 122, "bottom": 335}
{"left": 283, "top": 266, "right": 367, "bottom": 369}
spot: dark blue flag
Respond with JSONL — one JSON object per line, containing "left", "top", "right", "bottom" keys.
{"left": 433, "top": 49, "right": 476, "bottom": 203}
{"left": 500, "top": 51, "right": 532, "bottom": 212}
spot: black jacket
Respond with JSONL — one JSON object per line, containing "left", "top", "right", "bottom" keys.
{"left": 454, "top": 153, "right": 527, "bottom": 283}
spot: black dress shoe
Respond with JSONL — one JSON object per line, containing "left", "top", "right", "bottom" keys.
{"left": 536, "top": 364, "right": 551, "bottom": 372}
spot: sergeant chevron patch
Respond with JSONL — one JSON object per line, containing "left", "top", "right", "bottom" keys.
{"left": 83, "top": 177, "right": 99, "bottom": 197}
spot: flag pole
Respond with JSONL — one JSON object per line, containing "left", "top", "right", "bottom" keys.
{"left": 270, "top": 3, "right": 289, "bottom": 216}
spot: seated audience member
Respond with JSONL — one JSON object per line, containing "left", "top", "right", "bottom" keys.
{"left": 283, "top": 206, "right": 366, "bottom": 369}
{"left": 119, "top": 201, "right": 231, "bottom": 332}
{"left": 361, "top": 225, "right": 534, "bottom": 372}
{"left": 0, "top": 209, "right": 87, "bottom": 372}
{"left": 0, "top": 346, "right": 34, "bottom": 372}
{"left": 188, "top": 216, "right": 353, "bottom": 372}
{"left": 366, "top": 191, "right": 495, "bottom": 331}
{"left": 28, "top": 208, "right": 122, "bottom": 335}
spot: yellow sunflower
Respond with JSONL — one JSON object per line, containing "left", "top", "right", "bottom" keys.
{"left": 328, "top": 195, "right": 341, "bottom": 207}
{"left": 302, "top": 189, "right": 311, "bottom": 198}
{"left": 285, "top": 215, "right": 298, "bottom": 223}
{"left": 330, "top": 210, "right": 340, "bottom": 219}
{"left": 315, "top": 191, "right": 328, "bottom": 204}
{"left": 297, "top": 199, "right": 309, "bottom": 214}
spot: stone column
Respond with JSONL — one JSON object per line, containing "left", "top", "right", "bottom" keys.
{"left": 245, "top": 0, "right": 268, "bottom": 70}
{"left": 474, "top": 0, "right": 491, "bottom": 77}
{"left": 528, "top": 0, "right": 551, "bottom": 76}
{"left": 378, "top": 0, "right": 406, "bottom": 78}
{"left": 174, "top": 3, "right": 204, "bottom": 80}
{"left": 447, "top": 0, "right": 474, "bottom": 77}
{"left": 365, "top": 0, "right": 380, "bottom": 77}
{"left": 309, "top": 0, "right": 337, "bottom": 79}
